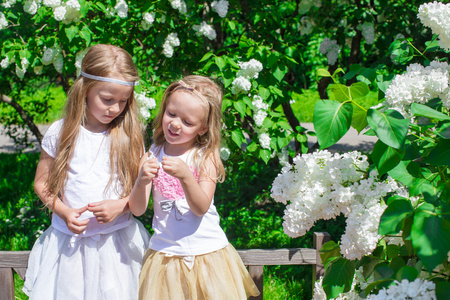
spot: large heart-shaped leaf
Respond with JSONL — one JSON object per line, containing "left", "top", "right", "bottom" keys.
{"left": 367, "top": 109, "right": 409, "bottom": 149}
{"left": 372, "top": 140, "right": 404, "bottom": 175}
{"left": 314, "top": 100, "right": 353, "bottom": 149}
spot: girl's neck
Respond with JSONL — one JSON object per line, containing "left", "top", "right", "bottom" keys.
{"left": 163, "top": 142, "right": 193, "bottom": 156}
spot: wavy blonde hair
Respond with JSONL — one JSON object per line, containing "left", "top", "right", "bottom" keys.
{"left": 48, "top": 44, "right": 144, "bottom": 200}
{"left": 152, "top": 75, "right": 225, "bottom": 182}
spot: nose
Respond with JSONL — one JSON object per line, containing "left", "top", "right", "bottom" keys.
{"left": 170, "top": 118, "right": 181, "bottom": 129}
{"left": 109, "top": 102, "right": 121, "bottom": 114}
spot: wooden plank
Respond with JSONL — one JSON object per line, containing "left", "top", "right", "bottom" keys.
{"left": 248, "top": 266, "right": 263, "bottom": 300}
{"left": 313, "top": 232, "right": 331, "bottom": 280}
{"left": 13, "top": 268, "right": 27, "bottom": 281}
{"left": 0, "top": 268, "right": 14, "bottom": 300}
{"left": 0, "top": 251, "right": 30, "bottom": 268}
{"left": 237, "top": 248, "right": 317, "bottom": 266}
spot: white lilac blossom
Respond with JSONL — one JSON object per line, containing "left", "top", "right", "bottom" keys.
{"left": 53, "top": 5, "right": 66, "bottom": 21}
{"left": 23, "top": 0, "right": 39, "bottom": 15}
{"left": 0, "top": 56, "right": 10, "bottom": 68}
{"left": 42, "top": 45, "right": 62, "bottom": 72}
{"left": 277, "top": 147, "right": 290, "bottom": 167}
{"left": 384, "top": 60, "right": 450, "bottom": 117}
{"left": 136, "top": 92, "right": 156, "bottom": 120}
{"left": 21, "top": 57, "right": 29, "bottom": 70}
{"left": 418, "top": 2, "right": 450, "bottom": 51}
{"left": 115, "top": 0, "right": 128, "bottom": 18}
{"left": 63, "top": 0, "right": 81, "bottom": 24}
{"left": 75, "top": 49, "right": 87, "bottom": 75}
{"left": 53, "top": 53, "right": 63, "bottom": 73}
{"left": 220, "top": 147, "right": 230, "bottom": 161}
{"left": 16, "top": 64, "right": 26, "bottom": 78}
{"left": 368, "top": 278, "right": 436, "bottom": 300}
{"left": 231, "top": 76, "right": 251, "bottom": 94}
{"left": 237, "top": 59, "right": 263, "bottom": 79}
{"left": 169, "top": 0, "right": 187, "bottom": 14}
{"left": 252, "top": 95, "right": 269, "bottom": 127}
{"left": 258, "top": 132, "right": 271, "bottom": 149}
{"left": 43, "top": 0, "right": 60, "bottom": 7}
{"left": 162, "top": 33, "right": 180, "bottom": 58}
{"left": 340, "top": 201, "right": 387, "bottom": 260}
{"left": 193, "top": 21, "right": 217, "bottom": 40}
{"left": 2, "top": 0, "right": 17, "bottom": 8}
{"left": 357, "top": 22, "right": 375, "bottom": 45}
{"left": 271, "top": 150, "right": 399, "bottom": 260}
{"left": 298, "top": 16, "right": 314, "bottom": 35}
{"left": 211, "top": 0, "right": 229, "bottom": 18}
{"left": 141, "top": 12, "right": 155, "bottom": 30}
{"left": 319, "top": 38, "right": 340, "bottom": 65}
{"left": 0, "top": 12, "right": 7, "bottom": 30}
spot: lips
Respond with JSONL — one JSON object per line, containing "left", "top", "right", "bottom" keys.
{"left": 168, "top": 128, "right": 179, "bottom": 137}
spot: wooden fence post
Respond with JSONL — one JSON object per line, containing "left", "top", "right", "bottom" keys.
{"left": 313, "top": 232, "right": 331, "bottom": 281}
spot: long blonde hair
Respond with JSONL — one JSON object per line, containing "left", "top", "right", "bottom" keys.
{"left": 48, "top": 44, "right": 144, "bottom": 200}
{"left": 152, "top": 75, "right": 225, "bottom": 182}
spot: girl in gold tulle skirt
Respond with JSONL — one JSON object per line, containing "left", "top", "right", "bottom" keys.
{"left": 129, "top": 75, "right": 260, "bottom": 299}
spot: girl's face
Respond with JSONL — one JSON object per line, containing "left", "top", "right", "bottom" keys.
{"left": 85, "top": 81, "right": 133, "bottom": 133}
{"left": 162, "top": 90, "right": 208, "bottom": 155}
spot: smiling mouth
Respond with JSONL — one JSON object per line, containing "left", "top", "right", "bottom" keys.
{"left": 168, "top": 129, "right": 179, "bottom": 136}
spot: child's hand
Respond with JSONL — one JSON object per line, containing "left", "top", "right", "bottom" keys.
{"left": 161, "top": 156, "right": 191, "bottom": 180}
{"left": 137, "top": 152, "right": 160, "bottom": 185}
{"left": 87, "top": 199, "right": 127, "bottom": 224}
{"left": 61, "top": 206, "right": 90, "bottom": 234}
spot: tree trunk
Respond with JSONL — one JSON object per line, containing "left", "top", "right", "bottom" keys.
{"left": 1, "top": 94, "right": 43, "bottom": 145}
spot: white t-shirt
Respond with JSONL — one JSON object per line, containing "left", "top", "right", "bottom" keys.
{"left": 41, "top": 119, "right": 132, "bottom": 237}
{"left": 148, "top": 144, "right": 229, "bottom": 256}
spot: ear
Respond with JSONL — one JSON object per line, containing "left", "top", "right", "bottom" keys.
{"left": 198, "top": 126, "right": 208, "bottom": 136}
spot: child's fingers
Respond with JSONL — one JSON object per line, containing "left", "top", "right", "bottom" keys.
{"left": 74, "top": 206, "right": 89, "bottom": 215}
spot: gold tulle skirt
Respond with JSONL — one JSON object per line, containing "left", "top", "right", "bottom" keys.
{"left": 139, "top": 244, "right": 260, "bottom": 299}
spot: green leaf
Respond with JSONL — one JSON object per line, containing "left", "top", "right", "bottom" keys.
{"left": 395, "top": 266, "right": 418, "bottom": 282}
{"left": 259, "top": 148, "right": 271, "bottom": 164}
{"left": 410, "top": 103, "right": 450, "bottom": 121}
{"left": 273, "top": 64, "right": 288, "bottom": 82}
{"left": 411, "top": 204, "right": 450, "bottom": 272}
{"left": 328, "top": 84, "right": 350, "bottom": 102}
{"left": 436, "top": 123, "right": 450, "bottom": 139}
{"left": 65, "top": 25, "right": 79, "bottom": 43}
{"left": 314, "top": 100, "right": 352, "bottom": 149}
{"left": 79, "top": 25, "right": 92, "bottom": 46}
{"left": 367, "top": 109, "right": 409, "bottom": 149}
{"left": 388, "top": 160, "right": 421, "bottom": 186}
{"left": 316, "top": 68, "right": 331, "bottom": 80}
{"left": 199, "top": 52, "right": 214, "bottom": 62}
{"left": 322, "top": 258, "right": 356, "bottom": 298}
{"left": 436, "top": 282, "right": 450, "bottom": 300}
{"left": 319, "top": 240, "right": 341, "bottom": 269}
{"left": 372, "top": 140, "right": 404, "bottom": 175}
{"left": 427, "top": 139, "right": 450, "bottom": 165}
{"left": 349, "top": 82, "right": 370, "bottom": 99}
{"left": 231, "top": 130, "right": 246, "bottom": 148}
{"left": 215, "top": 56, "right": 226, "bottom": 70}
{"left": 379, "top": 199, "right": 413, "bottom": 235}
{"left": 233, "top": 100, "right": 247, "bottom": 119}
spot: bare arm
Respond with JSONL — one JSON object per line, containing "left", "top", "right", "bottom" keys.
{"left": 129, "top": 153, "right": 159, "bottom": 216}
{"left": 34, "top": 150, "right": 89, "bottom": 234}
{"left": 161, "top": 156, "right": 217, "bottom": 216}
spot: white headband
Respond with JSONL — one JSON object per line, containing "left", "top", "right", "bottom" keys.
{"left": 80, "top": 71, "right": 139, "bottom": 86}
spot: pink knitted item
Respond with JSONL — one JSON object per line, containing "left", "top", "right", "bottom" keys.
{"left": 153, "top": 167, "right": 199, "bottom": 200}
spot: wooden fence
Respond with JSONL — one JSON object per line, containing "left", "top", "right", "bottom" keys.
{"left": 0, "top": 232, "right": 330, "bottom": 300}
